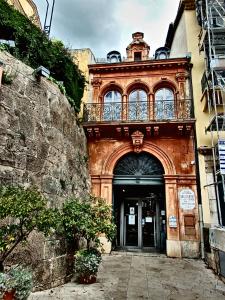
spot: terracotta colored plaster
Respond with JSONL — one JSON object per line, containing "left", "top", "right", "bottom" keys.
{"left": 84, "top": 34, "right": 199, "bottom": 257}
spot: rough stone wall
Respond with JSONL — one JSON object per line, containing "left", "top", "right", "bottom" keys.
{"left": 0, "top": 51, "right": 90, "bottom": 290}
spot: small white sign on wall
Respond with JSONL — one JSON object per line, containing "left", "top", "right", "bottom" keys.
{"left": 179, "top": 188, "right": 195, "bottom": 210}
{"left": 145, "top": 217, "right": 152, "bottom": 223}
{"left": 169, "top": 216, "right": 177, "bottom": 228}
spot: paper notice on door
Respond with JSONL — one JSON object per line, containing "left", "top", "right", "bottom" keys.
{"left": 145, "top": 217, "right": 152, "bottom": 223}
{"left": 128, "top": 215, "right": 135, "bottom": 225}
{"left": 130, "top": 207, "right": 135, "bottom": 215}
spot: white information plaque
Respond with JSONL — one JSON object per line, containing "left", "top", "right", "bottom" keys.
{"left": 128, "top": 215, "right": 135, "bottom": 225}
{"left": 169, "top": 216, "right": 177, "bottom": 228}
{"left": 145, "top": 217, "right": 152, "bottom": 223}
{"left": 179, "top": 188, "right": 195, "bottom": 210}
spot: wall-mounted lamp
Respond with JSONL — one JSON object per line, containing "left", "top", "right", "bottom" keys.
{"left": 33, "top": 66, "right": 50, "bottom": 80}
{"left": 0, "top": 40, "right": 15, "bottom": 47}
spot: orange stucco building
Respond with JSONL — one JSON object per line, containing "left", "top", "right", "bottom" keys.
{"left": 83, "top": 32, "right": 200, "bottom": 258}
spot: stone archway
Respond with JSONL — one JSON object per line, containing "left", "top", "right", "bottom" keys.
{"left": 113, "top": 151, "right": 166, "bottom": 250}
{"left": 102, "top": 142, "right": 176, "bottom": 176}
{"left": 91, "top": 142, "right": 182, "bottom": 257}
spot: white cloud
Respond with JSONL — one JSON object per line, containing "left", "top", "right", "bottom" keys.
{"left": 34, "top": 0, "right": 180, "bottom": 58}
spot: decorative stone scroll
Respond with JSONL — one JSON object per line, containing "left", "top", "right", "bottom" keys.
{"left": 91, "top": 78, "right": 102, "bottom": 87}
{"left": 131, "top": 130, "right": 144, "bottom": 153}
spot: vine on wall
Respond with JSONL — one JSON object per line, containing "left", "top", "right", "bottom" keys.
{"left": 0, "top": 0, "right": 85, "bottom": 111}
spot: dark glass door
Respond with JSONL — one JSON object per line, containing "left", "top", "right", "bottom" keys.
{"left": 124, "top": 199, "right": 139, "bottom": 246}
{"left": 124, "top": 198, "right": 156, "bottom": 248}
{"left": 142, "top": 199, "right": 156, "bottom": 247}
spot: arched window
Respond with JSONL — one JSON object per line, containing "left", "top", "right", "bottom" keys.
{"left": 155, "top": 88, "right": 174, "bottom": 119}
{"left": 103, "top": 90, "right": 122, "bottom": 120}
{"left": 114, "top": 152, "right": 164, "bottom": 176}
{"left": 128, "top": 89, "right": 148, "bottom": 120}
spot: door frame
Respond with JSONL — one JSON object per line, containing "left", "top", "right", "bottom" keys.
{"left": 120, "top": 197, "right": 159, "bottom": 249}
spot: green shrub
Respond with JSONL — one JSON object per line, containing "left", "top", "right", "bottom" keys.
{"left": 74, "top": 249, "right": 102, "bottom": 277}
{"left": 62, "top": 195, "right": 117, "bottom": 250}
{"left": 0, "top": 185, "right": 60, "bottom": 271}
{"left": 0, "top": 266, "right": 32, "bottom": 300}
{"left": 0, "top": 0, "right": 85, "bottom": 111}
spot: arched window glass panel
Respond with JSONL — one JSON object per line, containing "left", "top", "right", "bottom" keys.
{"left": 155, "top": 88, "right": 174, "bottom": 120}
{"left": 128, "top": 89, "right": 148, "bottom": 121}
{"left": 114, "top": 152, "right": 164, "bottom": 175}
{"left": 103, "top": 90, "right": 122, "bottom": 120}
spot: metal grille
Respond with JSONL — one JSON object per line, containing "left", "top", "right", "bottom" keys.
{"left": 83, "top": 99, "right": 192, "bottom": 122}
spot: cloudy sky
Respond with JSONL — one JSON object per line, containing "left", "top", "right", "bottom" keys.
{"left": 33, "top": 0, "right": 180, "bottom": 58}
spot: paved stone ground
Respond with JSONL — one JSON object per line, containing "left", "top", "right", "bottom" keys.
{"left": 28, "top": 252, "right": 225, "bottom": 300}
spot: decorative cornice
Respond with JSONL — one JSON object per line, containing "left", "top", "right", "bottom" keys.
{"left": 176, "top": 71, "right": 189, "bottom": 82}
{"left": 89, "top": 58, "right": 191, "bottom": 74}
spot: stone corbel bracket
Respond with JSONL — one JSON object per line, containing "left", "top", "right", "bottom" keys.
{"left": 131, "top": 130, "right": 144, "bottom": 153}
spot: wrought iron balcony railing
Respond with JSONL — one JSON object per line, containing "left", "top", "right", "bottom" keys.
{"left": 83, "top": 99, "right": 193, "bottom": 123}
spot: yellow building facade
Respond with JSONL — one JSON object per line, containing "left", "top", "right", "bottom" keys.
{"left": 166, "top": 0, "right": 216, "bottom": 228}
{"left": 166, "top": 0, "right": 225, "bottom": 278}
{"left": 6, "top": 0, "right": 41, "bottom": 28}
{"left": 70, "top": 48, "right": 96, "bottom": 115}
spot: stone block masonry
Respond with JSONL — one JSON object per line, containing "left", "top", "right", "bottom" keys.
{"left": 0, "top": 51, "right": 91, "bottom": 290}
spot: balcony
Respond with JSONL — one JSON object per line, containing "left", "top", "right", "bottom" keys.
{"left": 82, "top": 99, "right": 194, "bottom": 138}
{"left": 83, "top": 99, "right": 193, "bottom": 123}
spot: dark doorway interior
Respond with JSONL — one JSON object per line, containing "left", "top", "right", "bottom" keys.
{"left": 113, "top": 185, "right": 166, "bottom": 251}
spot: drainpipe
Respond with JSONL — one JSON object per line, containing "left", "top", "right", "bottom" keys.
{"left": 188, "top": 61, "right": 205, "bottom": 259}
{"left": 199, "top": 204, "right": 205, "bottom": 259}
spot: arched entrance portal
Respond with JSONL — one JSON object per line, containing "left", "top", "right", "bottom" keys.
{"left": 113, "top": 152, "right": 166, "bottom": 251}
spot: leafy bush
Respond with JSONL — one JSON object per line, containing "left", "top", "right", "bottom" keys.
{"left": 62, "top": 195, "right": 116, "bottom": 250}
{"left": 0, "top": 185, "right": 60, "bottom": 271}
{"left": 0, "top": 266, "right": 32, "bottom": 300}
{"left": 74, "top": 248, "right": 102, "bottom": 277}
{"left": 0, "top": 271, "right": 14, "bottom": 293}
{"left": 0, "top": 0, "right": 85, "bottom": 111}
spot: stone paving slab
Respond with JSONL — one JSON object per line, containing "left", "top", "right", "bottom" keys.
{"left": 28, "top": 252, "right": 225, "bottom": 300}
